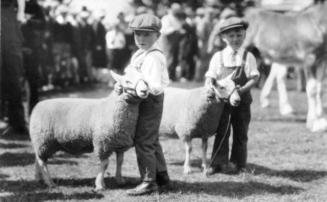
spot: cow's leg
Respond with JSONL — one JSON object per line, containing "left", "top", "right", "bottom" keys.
{"left": 306, "top": 78, "right": 318, "bottom": 130}
{"left": 35, "top": 156, "right": 56, "bottom": 187}
{"left": 95, "top": 158, "right": 109, "bottom": 191}
{"left": 201, "top": 137, "right": 209, "bottom": 175}
{"left": 307, "top": 64, "right": 327, "bottom": 132}
{"left": 115, "top": 152, "right": 126, "bottom": 186}
{"left": 260, "top": 62, "right": 277, "bottom": 108}
{"left": 183, "top": 137, "right": 192, "bottom": 175}
{"left": 275, "top": 63, "right": 294, "bottom": 115}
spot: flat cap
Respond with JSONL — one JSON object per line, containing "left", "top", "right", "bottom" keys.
{"left": 129, "top": 13, "right": 162, "bottom": 32}
{"left": 218, "top": 17, "right": 248, "bottom": 34}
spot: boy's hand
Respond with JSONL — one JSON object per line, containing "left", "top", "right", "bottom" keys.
{"left": 114, "top": 82, "right": 123, "bottom": 95}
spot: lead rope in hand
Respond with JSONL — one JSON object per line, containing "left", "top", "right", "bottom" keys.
{"left": 209, "top": 113, "right": 231, "bottom": 168}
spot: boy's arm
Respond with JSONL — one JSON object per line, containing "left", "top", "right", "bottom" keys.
{"left": 237, "top": 75, "right": 259, "bottom": 95}
{"left": 238, "top": 52, "right": 260, "bottom": 94}
{"left": 17, "top": 0, "right": 26, "bottom": 23}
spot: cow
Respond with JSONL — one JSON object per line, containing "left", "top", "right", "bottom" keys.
{"left": 243, "top": 2, "right": 327, "bottom": 132}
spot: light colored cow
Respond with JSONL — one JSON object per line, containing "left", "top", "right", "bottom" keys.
{"left": 244, "top": 2, "right": 327, "bottom": 132}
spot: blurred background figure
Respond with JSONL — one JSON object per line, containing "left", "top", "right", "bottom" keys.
{"left": 177, "top": 7, "right": 198, "bottom": 82}
{"left": 194, "top": 6, "right": 218, "bottom": 82}
{"left": 76, "top": 8, "right": 95, "bottom": 84}
{"left": 1, "top": 0, "right": 28, "bottom": 136}
{"left": 105, "top": 19, "right": 126, "bottom": 74}
{"left": 91, "top": 10, "right": 108, "bottom": 82}
{"left": 21, "top": 0, "right": 46, "bottom": 114}
{"left": 160, "top": 3, "right": 185, "bottom": 81}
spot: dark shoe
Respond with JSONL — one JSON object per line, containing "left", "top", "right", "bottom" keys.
{"left": 206, "top": 164, "right": 226, "bottom": 176}
{"left": 156, "top": 171, "right": 171, "bottom": 192}
{"left": 126, "top": 181, "right": 158, "bottom": 196}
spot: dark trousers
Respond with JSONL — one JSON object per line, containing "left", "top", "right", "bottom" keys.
{"left": 1, "top": 7, "right": 26, "bottom": 129}
{"left": 24, "top": 50, "right": 40, "bottom": 114}
{"left": 164, "top": 32, "right": 181, "bottom": 81}
{"left": 134, "top": 94, "right": 168, "bottom": 182}
{"left": 211, "top": 104, "right": 251, "bottom": 168}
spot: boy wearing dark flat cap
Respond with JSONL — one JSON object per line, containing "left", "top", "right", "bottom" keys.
{"left": 205, "top": 17, "right": 260, "bottom": 175}
{"left": 115, "top": 13, "right": 170, "bottom": 196}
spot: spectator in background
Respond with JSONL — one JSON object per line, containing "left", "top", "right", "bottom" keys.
{"left": 106, "top": 21, "right": 126, "bottom": 74}
{"left": 177, "top": 8, "right": 198, "bottom": 81}
{"left": 1, "top": 0, "right": 28, "bottom": 136}
{"left": 51, "top": 5, "right": 74, "bottom": 87}
{"left": 76, "top": 9, "right": 95, "bottom": 83}
{"left": 194, "top": 6, "right": 216, "bottom": 82}
{"left": 22, "top": 0, "right": 46, "bottom": 114}
{"left": 160, "top": 3, "right": 185, "bottom": 81}
{"left": 91, "top": 11, "right": 107, "bottom": 81}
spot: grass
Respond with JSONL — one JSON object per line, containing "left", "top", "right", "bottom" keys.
{"left": 0, "top": 80, "right": 327, "bottom": 202}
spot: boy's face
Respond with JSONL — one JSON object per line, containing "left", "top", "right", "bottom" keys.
{"left": 221, "top": 28, "right": 246, "bottom": 50}
{"left": 134, "top": 30, "right": 160, "bottom": 50}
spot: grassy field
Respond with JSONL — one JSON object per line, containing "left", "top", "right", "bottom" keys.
{"left": 0, "top": 81, "right": 327, "bottom": 202}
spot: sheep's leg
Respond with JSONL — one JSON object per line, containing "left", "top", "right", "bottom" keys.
{"left": 183, "top": 138, "right": 192, "bottom": 175}
{"left": 34, "top": 160, "right": 42, "bottom": 182}
{"left": 201, "top": 138, "right": 209, "bottom": 175}
{"left": 115, "top": 152, "right": 126, "bottom": 186}
{"left": 36, "top": 156, "right": 56, "bottom": 187}
{"left": 95, "top": 159, "right": 109, "bottom": 191}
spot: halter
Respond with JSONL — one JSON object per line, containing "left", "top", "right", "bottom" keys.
{"left": 211, "top": 84, "right": 239, "bottom": 103}
{"left": 123, "top": 78, "right": 149, "bottom": 98}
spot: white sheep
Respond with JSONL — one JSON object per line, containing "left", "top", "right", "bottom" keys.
{"left": 112, "top": 74, "right": 240, "bottom": 177}
{"left": 159, "top": 74, "right": 240, "bottom": 175}
{"left": 29, "top": 69, "right": 149, "bottom": 191}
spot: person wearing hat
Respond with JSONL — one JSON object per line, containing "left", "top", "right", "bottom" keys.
{"left": 114, "top": 13, "right": 170, "bottom": 196}
{"left": 205, "top": 17, "right": 260, "bottom": 175}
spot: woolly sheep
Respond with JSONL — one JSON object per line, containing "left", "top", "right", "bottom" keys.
{"left": 112, "top": 74, "right": 240, "bottom": 177}
{"left": 29, "top": 69, "right": 149, "bottom": 191}
{"left": 159, "top": 74, "right": 240, "bottom": 175}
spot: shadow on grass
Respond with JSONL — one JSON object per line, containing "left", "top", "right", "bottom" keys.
{"left": 0, "top": 173, "right": 9, "bottom": 179}
{"left": 0, "top": 152, "right": 35, "bottom": 167}
{"left": 54, "top": 176, "right": 140, "bottom": 189}
{"left": 0, "top": 142, "right": 28, "bottom": 149}
{"left": 253, "top": 115, "right": 306, "bottom": 123}
{"left": 170, "top": 180, "right": 303, "bottom": 198}
{"left": 169, "top": 158, "right": 203, "bottom": 168}
{"left": 0, "top": 152, "right": 79, "bottom": 167}
{"left": 248, "top": 163, "right": 327, "bottom": 182}
{"left": 0, "top": 191, "right": 103, "bottom": 202}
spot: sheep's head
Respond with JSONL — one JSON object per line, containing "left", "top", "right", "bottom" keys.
{"left": 111, "top": 69, "right": 150, "bottom": 100}
{"left": 209, "top": 74, "right": 241, "bottom": 107}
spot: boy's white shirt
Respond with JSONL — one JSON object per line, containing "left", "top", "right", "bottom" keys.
{"left": 205, "top": 46, "right": 259, "bottom": 80}
{"left": 125, "top": 42, "right": 170, "bottom": 95}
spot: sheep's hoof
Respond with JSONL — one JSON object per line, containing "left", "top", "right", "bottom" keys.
{"left": 46, "top": 182, "right": 57, "bottom": 188}
{"left": 115, "top": 177, "right": 127, "bottom": 186}
{"left": 94, "top": 186, "right": 106, "bottom": 192}
{"left": 183, "top": 167, "right": 192, "bottom": 175}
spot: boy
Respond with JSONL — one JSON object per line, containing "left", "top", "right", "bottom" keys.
{"left": 205, "top": 17, "right": 259, "bottom": 174}
{"left": 114, "top": 13, "right": 170, "bottom": 195}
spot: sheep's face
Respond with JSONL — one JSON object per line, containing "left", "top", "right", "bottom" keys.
{"left": 214, "top": 76, "right": 240, "bottom": 106}
{"left": 111, "top": 69, "right": 150, "bottom": 100}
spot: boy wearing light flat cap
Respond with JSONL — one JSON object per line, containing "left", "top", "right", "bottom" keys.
{"left": 205, "top": 17, "right": 260, "bottom": 175}
{"left": 115, "top": 13, "right": 170, "bottom": 196}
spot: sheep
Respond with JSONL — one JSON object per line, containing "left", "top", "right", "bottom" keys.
{"left": 159, "top": 74, "right": 240, "bottom": 175}
{"left": 112, "top": 74, "right": 240, "bottom": 177}
{"left": 29, "top": 68, "right": 149, "bottom": 191}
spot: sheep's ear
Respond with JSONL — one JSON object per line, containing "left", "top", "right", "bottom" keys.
{"left": 110, "top": 70, "right": 123, "bottom": 83}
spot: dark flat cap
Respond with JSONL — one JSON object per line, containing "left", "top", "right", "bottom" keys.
{"left": 218, "top": 17, "right": 248, "bottom": 34}
{"left": 129, "top": 13, "right": 162, "bottom": 32}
